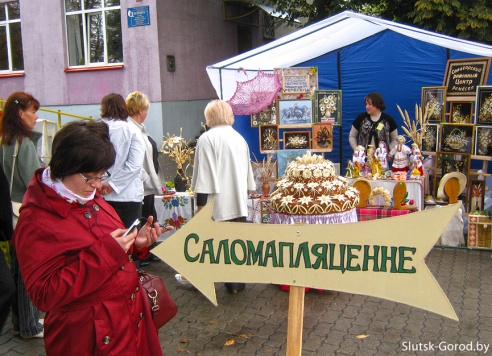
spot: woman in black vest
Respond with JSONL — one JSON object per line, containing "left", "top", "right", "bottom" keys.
{"left": 349, "top": 92, "right": 398, "bottom": 153}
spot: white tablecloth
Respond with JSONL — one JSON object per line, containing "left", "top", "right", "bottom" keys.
{"left": 154, "top": 193, "right": 196, "bottom": 241}
{"left": 425, "top": 202, "right": 465, "bottom": 246}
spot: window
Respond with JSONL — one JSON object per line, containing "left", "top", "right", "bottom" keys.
{"left": 0, "top": 1, "right": 24, "bottom": 72}
{"left": 263, "top": 12, "right": 275, "bottom": 40}
{"left": 65, "top": 0, "right": 123, "bottom": 67}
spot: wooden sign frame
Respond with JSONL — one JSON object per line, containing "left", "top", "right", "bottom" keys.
{"left": 259, "top": 124, "right": 279, "bottom": 153}
{"left": 443, "top": 57, "right": 491, "bottom": 102}
{"left": 421, "top": 86, "right": 446, "bottom": 123}
{"left": 274, "top": 67, "right": 318, "bottom": 100}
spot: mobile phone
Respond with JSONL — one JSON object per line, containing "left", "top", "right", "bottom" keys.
{"left": 123, "top": 218, "right": 141, "bottom": 236}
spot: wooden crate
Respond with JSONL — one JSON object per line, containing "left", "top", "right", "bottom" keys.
{"left": 468, "top": 214, "right": 492, "bottom": 248}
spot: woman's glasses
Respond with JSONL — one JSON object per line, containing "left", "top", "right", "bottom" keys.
{"left": 79, "top": 171, "right": 111, "bottom": 184}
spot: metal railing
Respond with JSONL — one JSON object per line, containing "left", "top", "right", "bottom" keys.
{"left": 0, "top": 99, "right": 92, "bottom": 127}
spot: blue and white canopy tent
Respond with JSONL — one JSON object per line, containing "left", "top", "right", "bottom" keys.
{"left": 206, "top": 11, "right": 492, "bottom": 167}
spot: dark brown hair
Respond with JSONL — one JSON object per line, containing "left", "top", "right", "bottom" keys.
{"left": 364, "top": 92, "right": 386, "bottom": 111}
{"left": 50, "top": 121, "right": 116, "bottom": 179}
{"left": 0, "top": 92, "right": 40, "bottom": 145}
{"left": 100, "top": 93, "right": 128, "bottom": 121}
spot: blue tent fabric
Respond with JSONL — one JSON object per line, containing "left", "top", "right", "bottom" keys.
{"left": 221, "top": 12, "right": 492, "bottom": 172}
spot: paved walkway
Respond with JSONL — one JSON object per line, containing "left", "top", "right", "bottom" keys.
{"left": 1, "top": 247, "right": 491, "bottom": 355}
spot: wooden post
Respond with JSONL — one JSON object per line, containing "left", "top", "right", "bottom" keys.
{"left": 286, "top": 285, "right": 305, "bottom": 356}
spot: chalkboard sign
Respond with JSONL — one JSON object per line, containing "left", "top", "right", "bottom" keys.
{"left": 444, "top": 58, "right": 491, "bottom": 101}
{"left": 282, "top": 74, "right": 310, "bottom": 94}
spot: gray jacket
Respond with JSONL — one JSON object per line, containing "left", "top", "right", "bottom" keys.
{"left": 0, "top": 132, "right": 41, "bottom": 202}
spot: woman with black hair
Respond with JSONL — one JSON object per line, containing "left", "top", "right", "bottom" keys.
{"left": 348, "top": 92, "right": 398, "bottom": 152}
{"left": 13, "top": 121, "right": 170, "bottom": 354}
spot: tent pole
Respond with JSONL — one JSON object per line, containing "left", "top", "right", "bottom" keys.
{"left": 337, "top": 51, "right": 343, "bottom": 166}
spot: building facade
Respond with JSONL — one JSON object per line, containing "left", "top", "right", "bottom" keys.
{"left": 0, "top": 0, "right": 295, "bottom": 142}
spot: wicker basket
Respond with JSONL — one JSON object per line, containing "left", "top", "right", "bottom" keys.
{"left": 444, "top": 128, "right": 466, "bottom": 150}
{"left": 468, "top": 215, "right": 492, "bottom": 248}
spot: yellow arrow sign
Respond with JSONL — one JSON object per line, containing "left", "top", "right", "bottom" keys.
{"left": 153, "top": 199, "right": 459, "bottom": 321}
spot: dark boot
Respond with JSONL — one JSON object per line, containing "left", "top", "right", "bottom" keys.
{"left": 225, "top": 282, "right": 245, "bottom": 294}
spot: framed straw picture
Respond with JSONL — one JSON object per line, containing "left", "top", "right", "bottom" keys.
{"left": 421, "top": 124, "right": 440, "bottom": 152}
{"left": 421, "top": 86, "right": 446, "bottom": 123}
{"left": 283, "top": 131, "right": 311, "bottom": 150}
{"left": 475, "top": 125, "right": 492, "bottom": 156}
{"left": 443, "top": 57, "right": 490, "bottom": 101}
{"left": 277, "top": 149, "right": 310, "bottom": 177}
{"left": 251, "top": 104, "right": 276, "bottom": 127}
{"left": 475, "top": 86, "right": 492, "bottom": 125}
{"left": 449, "top": 102, "right": 473, "bottom": 123}
{"left": 259, "top": 124, "right": 279, "bottom": 153}
{"left": 314, "top": 90, "right": 342, "bottom": 125}
{"left": 312, "top": 123, "right": 333, "bottom": 152}
{"left": 277, "top": 99, "right": 313, "bottom": 127}
{"left": 440, "top": 123, "right": 474, "bottom": 154}
{"left": 274, "top": 67, "right": 318, "bottom": 100}
{"left": 437, "top": 152, "right": 470, "bottom": 177}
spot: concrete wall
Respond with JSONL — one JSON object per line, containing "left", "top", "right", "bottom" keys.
{"left": 156, "top": 0, "right": 238, "bottom": 101}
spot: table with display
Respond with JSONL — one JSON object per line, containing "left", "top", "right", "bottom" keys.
{"left": 247, "top": 194, "right": 271, "bottom": 224}
{"left": 356, "top": 205, "right": 418, "bottom": 221}
{"left": 348, "top": 178, "right": 424, "bottom": 211}
{"left": 154, "top": 192, "right": 196, "bottom": 241}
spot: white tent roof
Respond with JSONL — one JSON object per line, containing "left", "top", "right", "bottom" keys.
{"left": 207, "top": 10, "right": 492, "bottom": 101}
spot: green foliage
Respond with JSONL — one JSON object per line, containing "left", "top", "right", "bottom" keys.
{"left": 256, "top": 0, "right": 492, "bottom": 44}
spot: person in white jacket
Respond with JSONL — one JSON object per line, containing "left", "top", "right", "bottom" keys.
{"left": 126, "top": 92, "right": 161, "bottom": 220}
{"left": 179, "top": 100, "right": 256, "bottom": 293}
{"left": 99, "top": 93, "right": 146, "bottom": 228}
{"left": 126, "top": 92, "right": 163, "bottom": 265}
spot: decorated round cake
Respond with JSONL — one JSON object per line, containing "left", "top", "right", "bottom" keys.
{"left": 269, "top": 152, "right": 359, "bottom": 224}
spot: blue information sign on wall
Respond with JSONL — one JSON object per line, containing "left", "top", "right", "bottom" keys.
{"left": 127, "top": 6, "right": 150, "bottom": 28}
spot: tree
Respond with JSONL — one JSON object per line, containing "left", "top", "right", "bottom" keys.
{"left": 256, "top": 0, "right": 492, "bottom": 44}
{"left": 409, "top": 0, "right": 492, "bottom": 43}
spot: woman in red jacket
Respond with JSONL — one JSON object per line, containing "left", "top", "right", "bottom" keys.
{"left": 13, "top": 121, "right": 171, "bottom": 355}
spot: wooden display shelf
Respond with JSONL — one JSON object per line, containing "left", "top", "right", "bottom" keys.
{"left": 422, "top": 152, "right": 492, "bottom": 199}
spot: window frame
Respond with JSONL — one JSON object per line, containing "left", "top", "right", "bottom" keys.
{"left": 0, "top": 1, "right": 24, "bottom": 74}
{"left": 64, "top": 0, "right": 123, "bottom": 69}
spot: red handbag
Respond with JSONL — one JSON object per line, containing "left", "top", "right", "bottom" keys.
{"left": 138, "top": 271, "right": 177, "bottom": 329}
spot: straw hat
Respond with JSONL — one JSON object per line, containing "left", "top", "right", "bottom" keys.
{"left": 436, "top": 172, "right": 467, "bottom": 199}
